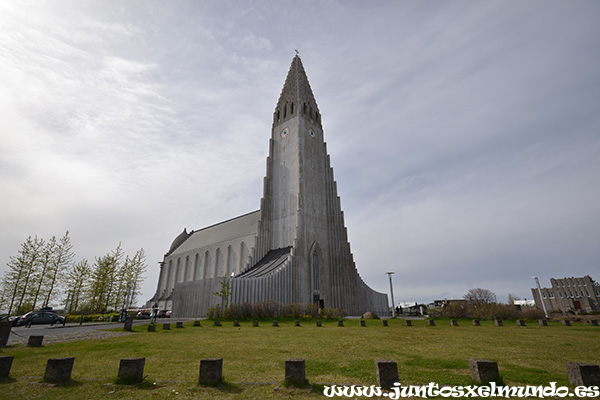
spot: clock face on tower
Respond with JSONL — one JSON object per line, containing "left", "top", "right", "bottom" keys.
{"left": 280, "top": 128, "right": 289, "bottom": 138}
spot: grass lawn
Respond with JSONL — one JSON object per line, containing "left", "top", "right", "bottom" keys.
{"left": 1, "top": 318, "right": 599, "bottom": 399}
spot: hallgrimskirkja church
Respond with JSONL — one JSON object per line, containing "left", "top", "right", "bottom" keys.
{"left": 151, "top": 56, "right": 388, "bottom": 317}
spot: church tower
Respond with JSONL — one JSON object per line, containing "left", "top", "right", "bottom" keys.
{"left": 161, "top": 55, "right": 388, "bottom": 317}
{"left": 254, "top": 55, "right": 384, "bottom": 313}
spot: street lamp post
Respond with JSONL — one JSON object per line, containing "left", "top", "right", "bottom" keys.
{"left": 532, "top": 276, "right": 549, "bottom": 318}
{"left": 386, "top": 272, "right": 395, "bottom": 318}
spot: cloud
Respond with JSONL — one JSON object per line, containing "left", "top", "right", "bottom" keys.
{"left": 1, "top": 1, "right": 599, "bottom": 308}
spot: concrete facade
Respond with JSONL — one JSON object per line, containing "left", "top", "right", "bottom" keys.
{"left": 531, "top": 275, "right": 600, "bottom": 314}
{"left": 152, "top": 56, "right": 388, "bottom": 317}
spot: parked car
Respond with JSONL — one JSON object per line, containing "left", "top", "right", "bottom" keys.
{"left": 13, "top": 310, "right": 65, "bottom": 327}
{"left": 136, "top": 309, "right": 151, "bottom": 319}
{"left": 157, "top": 310, "right": 171, "bottom": 318}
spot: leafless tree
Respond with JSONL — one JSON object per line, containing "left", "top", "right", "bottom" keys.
{"left": 464, "top": 288, "right": 497, "bottom": 307}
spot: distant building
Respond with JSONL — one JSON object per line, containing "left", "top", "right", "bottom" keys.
{"left": 513, "top": 299, "right": 535, "bottom": 307}
{"left": 531, "top": 275, "right": 600, "bottom": 313}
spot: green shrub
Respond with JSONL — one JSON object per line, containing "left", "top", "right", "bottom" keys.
{"left": 65, "top": 313, "right": 120, "bottom": 323}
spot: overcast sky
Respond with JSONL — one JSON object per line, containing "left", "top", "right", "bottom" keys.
{"left": 1, "top": 1, "right": 599, "bottom": 309}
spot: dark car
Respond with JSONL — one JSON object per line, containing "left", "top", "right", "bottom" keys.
{"left": 14, "top": 310, "right": 65, "bottom": 327}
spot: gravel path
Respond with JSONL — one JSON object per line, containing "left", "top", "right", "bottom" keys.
{"left": 7, "top": 327, "right": 137, "bottom": 346}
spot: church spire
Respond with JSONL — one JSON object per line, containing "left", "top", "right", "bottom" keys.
{"left": 273, "top": 55, "right": 321, "bottom": 128}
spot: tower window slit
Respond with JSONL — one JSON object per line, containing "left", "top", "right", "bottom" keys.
{"left": 312, "top": 251, "right": 319, "bottom": 291}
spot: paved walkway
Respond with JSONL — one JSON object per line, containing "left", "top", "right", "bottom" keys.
{"left": 6, "top": 319, "right": 187, "bottom": 346}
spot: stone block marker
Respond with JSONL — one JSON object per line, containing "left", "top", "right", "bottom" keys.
{"left": 213, "top": 320, "right": 221, "bottom": 327}
{"left": 118, "top": 358, "right": 145, "bottom": 384}
{"left": 199, "top": 358, "right": 223, "bottom": 386}
{"left": 147, "top": 325, "right": 156, "bottom": 332}
{"left": 338, "top": 320, "right": 344, "bottom": 327}
{"left": 405, "top": 320, "right": 412, "bottom": 327}
{"left": 450, "top": 320, "right": 458, "bottom": 326}
{"left": 472, "top": 320, "right": 480, "bottom": 326}
{"left": 285, "top": 359, "right": 306, "bottom": 386}
{"left": 360, "top": 320, "right": 366, "bottom": 327}
{"left": 253, "top": 320, "right": 259, "bottom": 327}
{"left": 273, "top": 320, "right": 279, "bottom": 327}
{"left": 193, "top": 320, "right": 201, "bottom": 327}
{"left": 0, "top": 356, "right": 13, "bottom": 378}
{"left": 0, "top": 321, "right": 12, "bottom": 348}
{"left": 316, "top": 320, "right": 322, "bottom": 327}
{"left": 566, "top": 363, "right": 600, "bottom": 386}
{"left": 562, "top": 320, "right": 571, "bottom": 326}
{"left": 375, "top": 359, "right": 399, "bottom": 390}
{"left": 539, "top": 320, "right": 548, "bottom": 326}
{"left": 28, "top": 335, "right": 44, "bottom": 347}
{"left": 495, "top": 319, "right": 503, "bottom": 326}
{"left": 163, "top": 323, "right": 171, "bottom": 330}
{"left": 591, "top": 320, "right": 598, "bottom": 326}
{"left": 44, "top": 357, "right": 75, "bottom": 383}
{"left": 124, "top": 316, "right": 133, "bottom": 332}
{"left": 517, "top": 320, "right": 526, "bottom": 327}
{"left": 233, "top": 321, "right": 240, "bottom": 327}
{"left": 176, "top": 322, "right": 184, "bottom": 328}
{"left": 295, "top": 320, "right": 301, "bottom": 327}
{"left": 428, "top": 320, "right": 435, "bottom": 326}
{"left": 469, "top": 359, "right": 500, "bottom": 384}
{"left": 382, "top": 320, "right": 389, "bottom": 327}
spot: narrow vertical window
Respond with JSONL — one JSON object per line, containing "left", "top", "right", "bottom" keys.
{"left": 312, "top": 251, "right": 319, "bottom": 290}
{"left": 291, "top": 102, "right": 294, "bottom": 114}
